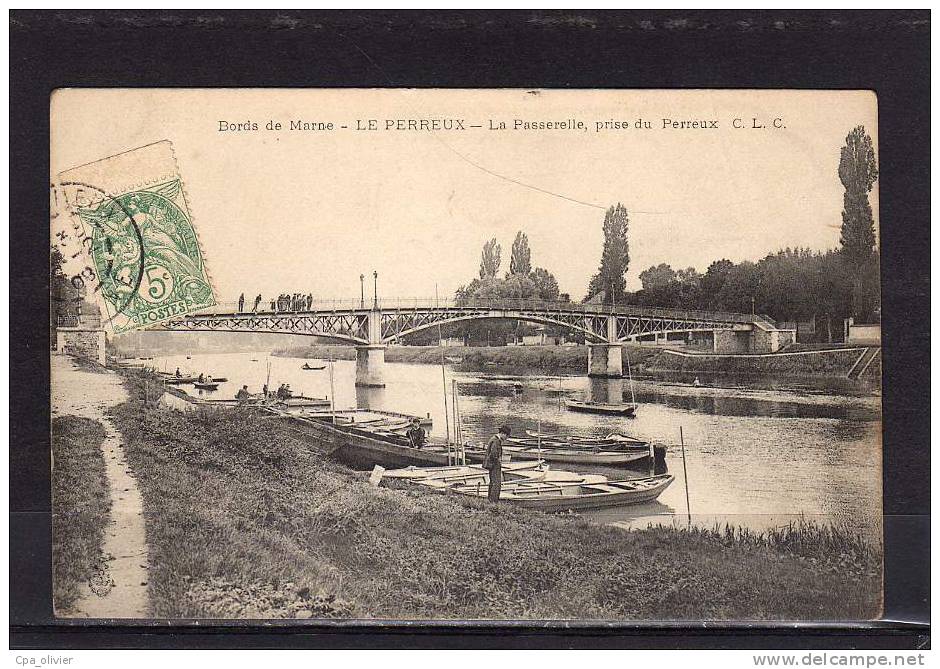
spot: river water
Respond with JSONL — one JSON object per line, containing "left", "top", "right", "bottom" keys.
{"left": 151, "top": 351, "right": 883, "bottom": 536}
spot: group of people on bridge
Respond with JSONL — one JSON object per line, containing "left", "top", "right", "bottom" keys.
{"left": 237, "top": 293, "right": 314, "bottom": 314}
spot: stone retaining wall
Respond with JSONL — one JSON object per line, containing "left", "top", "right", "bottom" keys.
{"left": 56, "top": 327, "right": 106, "bottom": 365}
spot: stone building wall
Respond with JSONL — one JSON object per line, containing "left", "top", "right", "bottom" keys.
{"left": 56, "top": 327, "right": 106, "bottom": 365}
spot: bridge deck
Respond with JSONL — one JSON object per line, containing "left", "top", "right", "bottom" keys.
{"left": 189, "top": 297, "right": 773, "bottom": 327}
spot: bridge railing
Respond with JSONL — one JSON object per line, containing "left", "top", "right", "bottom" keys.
{"left": 188, "top": 296, "right": 766, "bottom": 325}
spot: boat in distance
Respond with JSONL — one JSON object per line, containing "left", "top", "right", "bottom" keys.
{"left": 565, "top": 399, "right": 637, "bottom": 417}
{"left": 450, "top": 474, "right": 674, "bottom": 511}
{"left": 193, "top": 381, "right": 220, "bottom": 390}
{"left": 301, "top": 363, "right": 326, "bottom": 370}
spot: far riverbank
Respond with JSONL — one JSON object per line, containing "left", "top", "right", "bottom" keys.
{"left": 271, "top": 343, "right": 880, "bottom": 395}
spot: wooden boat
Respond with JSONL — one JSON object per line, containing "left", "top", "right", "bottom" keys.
{"left": 301, "top": 363, "right": 326, "bottom": 370}
{"left": 450, "top": 474, "right": 674, "bottom": 511}
{"left": 419, "top": 468, "right": 609, "bottom": 490}
{"left": 298, "top": 408, "right": 433, "bottom": 429}
{"left": 565, "top": 399, "right": 637, "bottom": 417}
{"left": 265, "top": 408, "right": 456, "bottom": 468}
{"left": 465, "top": 443, "right": 649, "bottom": 466}
{"left": 163, "top": 376, "right": 196, "bottom": 385}
{"left": 520, "top": 430, "right": 650, "bottom": 452}
{"left": 193, "top": 381, "right": 219, "bottom": 390}
{"left": 212, "top": 377, "right": 228, "bottom": 382}
{"left": 525, "top": 429, "right": 645, "bottom": 444}
{"left": 274, "top": 395, "right": 332, "bottom": 409}
{"left": 382, "top": 461, "right": 541, "bottom": 481}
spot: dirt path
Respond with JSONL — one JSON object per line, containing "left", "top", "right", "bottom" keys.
{"left": 51, "top": 354, "right": 149, "bottom": 618}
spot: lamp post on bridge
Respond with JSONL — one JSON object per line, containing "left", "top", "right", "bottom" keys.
{"left": 360, "top": 274, "right": 365, "bottom": 309}
{"left": 373, "top": 270, "right": 378, "bottom": 310}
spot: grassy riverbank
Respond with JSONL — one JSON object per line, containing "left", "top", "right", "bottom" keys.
{"left": 113, "top": 369, "right": 881, "bottom": 620}
{"left": 52, "top": 416, "right": 111, "bottom": 612}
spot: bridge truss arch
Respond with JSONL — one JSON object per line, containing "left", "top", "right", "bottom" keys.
{"left": 380, "top": 308, "right": 612, "bottom": 344}
{"left": 150, "top": 311, "right": 370, "bottom": 345}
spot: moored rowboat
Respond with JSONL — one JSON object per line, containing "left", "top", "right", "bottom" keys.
{"left": 450, "top": 474, "right": 674, "bottom": 511}
{"left": 193, "top": 381, "right": 219, "bottom": 390}
{"left": 382, "top": 461, "right": 541, "bottom": 480}
{"left": 465, "top": 444, "right": 649, "bottom": 466}
{"left": 565, "top": 399, "right": 637, "bottom": 416}
{"left": 264, "top": 407, "right": 456, "bottom": 468}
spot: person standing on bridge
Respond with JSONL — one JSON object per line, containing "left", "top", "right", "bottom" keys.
{"left": 306, "top": 293, "right": 313, "bottom": 310}
{"left": 238, "top": 293, "right": 245, "bottom": 312}
{"left": 253, "top": 294, "right": 262, "bottom": 312}
{"left": 482, "top": 426, "right": 511, "bottom": 503}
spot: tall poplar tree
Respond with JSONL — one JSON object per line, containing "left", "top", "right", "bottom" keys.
{"left": 586, "top": 203, "right": 630, "bottom": 305}
{"left": 479, "top": 238, "right": 501, "bottom": 279}
{"left": 838, "top": 125, "right": 879, "bottom": 318}
{"left": 509, "top": 231, "right": 532, "bottom": 276}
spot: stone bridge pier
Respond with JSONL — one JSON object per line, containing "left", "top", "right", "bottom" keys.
{"left": 355, "top": 310, "right": 387, "bottom": 387}
{"left": 587, "top": 315, "right": 623, "bottom": 378}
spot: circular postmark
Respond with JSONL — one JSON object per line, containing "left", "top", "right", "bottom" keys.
{"left": 51, "top": 180, "right": 146, "bottom": 323}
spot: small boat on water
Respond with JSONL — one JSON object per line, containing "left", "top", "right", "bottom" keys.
{"left": 193, "top": 381, "right": 219, "bottom": 391}
{"left": 521, "top": 430, "right": 650, "bottom": 451}
{"left": 264, "top": 407, "right": 456, "bottom": 468}
{"left": 418, "top": 468, "right": 608, "bottom": 490}
{"left": 301, "top": 363, "right": 327, "bottom": 370}
{"left": 465, "top": 443, "right": 649, "bottom": 466}
{"left": 450, "top": 474, "right": 674, "bottom": 511}
{"left": 163, "top": 376, "right": 196, "bottom": 385}
{"left": 565, "top": 399, "right": 637, "bottom": 417}
{"left": 444, "top": 356, "right": 463, "bottom": 364}
{"left": 275, "top": 395, "right": 332, "bottom": 409}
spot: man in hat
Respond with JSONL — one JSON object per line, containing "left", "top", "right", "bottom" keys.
{"left": 482, "top": 426, "right": 511, "bottom": 503}
{"left": 235, "top": 385, "right": 251, "bottom": 405}
{"left": 406, "top": 417, "right": 426, "bottom": 449}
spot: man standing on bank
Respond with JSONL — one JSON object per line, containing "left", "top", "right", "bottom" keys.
{"left": 483, "top": 426, "right": 511, "bottom": 503}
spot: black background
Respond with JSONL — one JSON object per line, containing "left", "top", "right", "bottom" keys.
{"left": 10, "top": 10, "right": 930, "bottom": 649}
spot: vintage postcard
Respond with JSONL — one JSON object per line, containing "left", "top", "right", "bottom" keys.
{"left": 50, "top": 89, "right": 882, "bottom": 622}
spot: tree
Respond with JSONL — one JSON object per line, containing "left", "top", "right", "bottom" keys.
{"left": 839, "top": 126, "right": 879, "bottom": 268}
{"left": 676, "top": 267, "right": 701, "bottom": 286}
{"left": 700, "top": 259, "right": 734, "bottom": 308}
{"left": 479, "top": 238, "right": 501, "bottom": 279}
{"left": 586, "top": 203, "right": 630, "bottom": 304}
{"left": 530, "top": 267, "right": 560, "bottom": 301}
{"left": 838, "top": 125, "right": 879, "bottom": 319}
{"left": 639, "top": 263, "right": 677, "bottom": 291}
{"left": 714, "top": 261, "right": 759, "bottom": 314}
{"left": 509, "top": 231, "right": 532, "bottom": 276}
{"left": 499, "top": 274, "right": 537, "bottom": 300}
{"left": 50, "top": 245, "right": 75, "bottom": 342}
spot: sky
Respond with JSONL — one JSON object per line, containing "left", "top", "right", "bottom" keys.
{"left": 51, "top": 89, "right": 879, "bottom": 302}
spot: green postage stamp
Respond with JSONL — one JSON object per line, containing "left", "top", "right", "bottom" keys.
{"left": 52, "top": 141, "right": 216, "bottom": 333}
